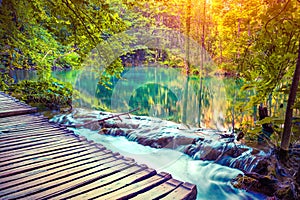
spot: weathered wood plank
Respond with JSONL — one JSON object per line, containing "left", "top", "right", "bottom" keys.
{"left": 0, "top": 135, "right": 81, "bottom": 160}
{"left": 0, "top": 98, "right": 18, "bottom": 102}
{"left": 0, "top": 142, "right": 102, "bottom": 173}
{"left": 0, "top": 108, "right": 37, "bottom": 118}
{"left": 63, "top": 168, "right": 158, "bottom": 200}
{"left": 0, "top": 101, "right": 28, "bottom": 106}
{"left": 0, "top": 132, "right": 74, "bottom": 148}
{"left": 131, "top": 178, "right": 183, "bottom": 200}
{"left": 0, "top": 118, "right": 48, "bottom": 128}
{"left": 0, "top": 104, "right": 27, "bottom": 108}
{"left": 50, "top": 164, "right": 150, "bottom": 199}
{"left": 0, "top": 122, "right": 60, "bottom": 133}
{"left": 27, "top": 160, "right": 136, "bottom": 199}
{"left": 0, "top": 97, "right": 36, "bottom": 117}
{"left": 0, "top": 136, "right": 82, "bottom": 158}
{"left": 161, "top": 182, "right": 198, "bottom": 200}
{"left": 0, "top": 135, "right": 74, "bottom": 153}
{"left": 0, "top": 140, "right": 96, "bottom": 166}
{"left": 0, "top": 149, "right": 111, "bottom": 190}
{"left": 0, "top": 146, "right": 105, "bottom": 184}
{"left": 0, "top": 114, "right": 42, "bottom": 123}
{"left": 0, "top": 99, "right": 24, "bottom": 103}
{"left": 0, "top": 156, "right": 128, "bottom": 199}
{"left": 92, "top": 172, "right": 172, "bottom": 200}
{"left": 0, "top": 121, "right": 59, "bottom": 130}
{"left": 0, "top": 135, "right": 80, "bottom": 161}
{"left": 0, "top": 129, "right": 72, "bottom": 144}
{"left": 0, "top": 127, "right": 69, "bottom": 141}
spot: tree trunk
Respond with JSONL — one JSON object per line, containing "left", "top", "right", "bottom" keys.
{"left": 182, "top": 76, "right": 190, "bottom": 124}
{"left": 198, "top": 0, "right": 206, "bottom": 127}
{"left": 280, "top": 42, "right": 300, "bottom": 152}
{"left": 185, "top": 0, "right": 191, "bottom": 74}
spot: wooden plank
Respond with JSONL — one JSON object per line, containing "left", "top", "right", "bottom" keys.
{"left": 0, "top": 117, "right": 50, "bottom": 126}
{"left": 27, "top": 160, "right": 136, "bottom": 199}
{"left": 0, "top": 145, "right": 105, "bottom": 184}
{"left": 0, "top": 138, "right": 99, "bottom": 164}
{"left": 0, "top": 122, "right": 59, "bottom": 133}
{"left": 0, "top": 127, "right": 69, "bottom": 141}
{"left": 0, "top": 132, "right": 74, "bottom": 148}
{"left": 0, "top": 104, "right": 28, "bottom": 109}
{"left": 0, "top": 127, "right": 65, "bottom": 140}
{"left": 69, "top": 168, "right": 157, "bottom": 200}
{"left": 0, "top": 149, "right": 110, "bottom": 189}
{"left": 50, "top": 164, "right": 150, "bottom": 199}
{"left": 0, "top": 98, "right": 32, "bottom": 104}
{"left": 0, "top": 136, "right": 81, "bottom": 158}
{"left": 131, "top": 178, "right": 183, "bottom": 200}
{"left": 92, "top": 172, "right": 172, "bottom": 200}
{"left": 0, "top": 122, "right": 52, "bottom": 130}
{"left": 0, "top": 99, "right": 26, "bottom": 103}
{"left": 0, "top": 108, "right": 37, "bottom": 118}
{"left": 0, "top": 102, "right": 28, "bottom": 106}
{"left": 0, "top": 118, "right": 41, "bottom": 125}
{"left": 0, "top": 118, "right": 48, "bottom": 128}
{"left": 0, "top": 114, "right": 42, "bottom": 123}
{"left": 0, "top": 135, "right": 75, "bottom": 153}
{"left": 0, "top": 99, "right": 24, "bottom": 104}
{"left": 0, "top": 156, "right": 127, "bottom": 199}
{"left": 0, "top": 129, "right": 72, "bottom": 144}
{"left": 0, "top": 139, "right": 80, "bottom": 162}
{"left": 0, "top": 94, "right": 32, "bottom": 106}
{"left": 0, "top": 98, "right": 17, "bottom": 102}
{"left": 0, "top": 128, "right": 72, "bottom": 142}
{"left": 0, "top": 135, "right": 81, "bottom": 156}
{"left": 161, "top": 182, "right": 198, "bottom": 200}
{"left": 0, "top": 121, "right": 58, "bottom": 133}
{"left": 0, "top": 141, "right": 99, "bottom": 173}
{"left": 0, "top": 100, "right": 24, "bottom": 105}
{"left": 0, "top": 139, "right": 95, "bottom": 166}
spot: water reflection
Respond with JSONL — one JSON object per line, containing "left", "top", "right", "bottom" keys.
{"left": 14, "top": 67, "right": 289, "bottom": 131}
{"left": 54, "top": 67, "right": 236, "bottom": 130}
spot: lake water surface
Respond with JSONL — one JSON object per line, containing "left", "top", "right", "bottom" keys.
{"left": 53, "top": 67, "right": 254, "bottom": 131}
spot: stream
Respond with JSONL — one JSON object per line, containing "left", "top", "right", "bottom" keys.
{"left": 51, "top": 109, "right": 267, "bottom": 200}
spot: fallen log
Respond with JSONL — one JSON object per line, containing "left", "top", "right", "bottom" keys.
{"left": 65, "top": 108, "right": 140, "bottom": 128}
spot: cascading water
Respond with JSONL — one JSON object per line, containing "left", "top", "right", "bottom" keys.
{"left": 50, "top": 108, "right": 267, "bottom": 200}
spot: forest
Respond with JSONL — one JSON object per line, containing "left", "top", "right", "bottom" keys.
{"left": 0, "top": 0, "right": 299, "bottom": 199}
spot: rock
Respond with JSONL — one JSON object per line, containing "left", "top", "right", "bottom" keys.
{"left": 232, "top": 173, "right": 277, "bottom": 196}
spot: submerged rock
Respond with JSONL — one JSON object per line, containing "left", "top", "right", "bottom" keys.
{"left": 232, "top": 148, "right": 300, "bottom": 200}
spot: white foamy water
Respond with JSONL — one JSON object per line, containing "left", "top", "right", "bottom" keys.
{"left": 70, "top": 128, "right": 266, "bottom": 200}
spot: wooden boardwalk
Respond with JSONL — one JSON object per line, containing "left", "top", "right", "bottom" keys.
{"left": 0, "top": 92, "right": 37, "bottom": 117}
{"left": 0, "top": 92, "right": 197, "bottom": 200}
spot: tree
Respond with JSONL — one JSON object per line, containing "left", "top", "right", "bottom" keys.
{"left": 234, "top": 0, "right": 300, "bottom": 149}
{"left": 0, "top": 0, "right": 129, "bottom": 108}
{"left": 281, "top": 42, "right": 300, "bottom": 152}
{"left": 0, "top": 0, "right": 128, "bottom": 80}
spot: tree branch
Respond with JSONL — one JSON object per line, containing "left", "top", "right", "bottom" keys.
{"left": 264, "top": 0, "right": 291, "bottom": 42}
{"left": 62, "top": 0, "right": 99, "bottom": 53}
